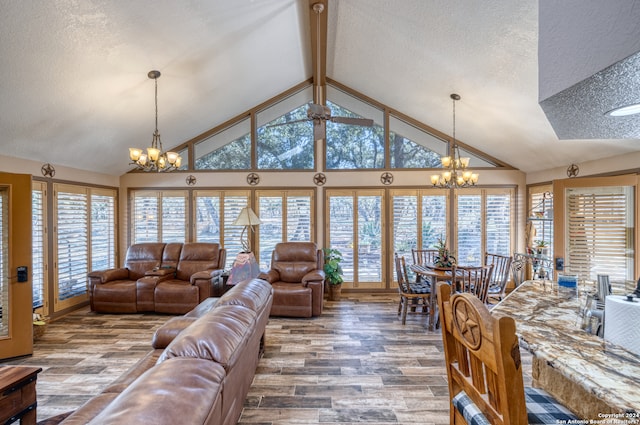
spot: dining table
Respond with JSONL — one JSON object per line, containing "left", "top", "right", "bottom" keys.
{"left": 409, "top": 264, "right": 458, "bottom": 331}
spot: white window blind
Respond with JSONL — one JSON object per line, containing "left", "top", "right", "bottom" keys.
{"left": 131, "top": 191, "right": 186, "bottom": 243}
{"left": 195, "top": 195, "right": 221, "bottom": 242}
{"left": 0, "top": 188, "right": 8, "bottom": 337}
{"left": 91, "top": 191, "right": 116, "bottom": 271}
{"left": 223, "top": 195, "right": 248, "bottom": 268}
{"left": 421, "top": 193, "right": 447, "bottom": 248}
{"left": 392, "top": 193, "right": 418, "bottom": 261}
{"left": 327, "top": 190, "right": 384, "bottom": 288}
{"left": 132, "top": 192, "right": 159, "bottom": 243}
{"left": 457, "top": 194, "right": 482, "bottom": 266}
{"left": 486, "top": 194, "right": 512, "bottom": 256}
{"left": 566, "top": 186, "right": 634, "bottom": 292}
{"left": 162, "top": 193, "right": 187, "bottom": 242}
{"left": 55, "top": 185, "right": 88, "bottom": 303}
{"left": 256, "top": 191, "right": 313, "bottom": 270}
{"left": 32, "top": 182, "right": 46, "bottom": 309}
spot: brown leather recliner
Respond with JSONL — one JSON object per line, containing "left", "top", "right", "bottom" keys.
{"left": 258, "top": 242, "right": 325, "bottom": 317}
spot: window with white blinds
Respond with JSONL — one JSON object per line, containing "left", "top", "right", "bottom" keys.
{"left": 256, "top": 190, "right": 313, "bottom": 270}
{"left": 194, "top": 191, "right": 249, "bottom": 269}
{"left": 326, "top": 190, "right": 384, "bottom": 288}
{"left": 390, "top": 190, "right": 448, "bottom": 266}
{"left": 529, "top": 189, "right": 553, "bottom": 257}
{"left": 91, "top": 190, "right": 116, "bottom": 271}
{"left": 565, "top": 186, "right": 634, "bottom": 292}
{"left": 32, "top": 182, "right": 46, "bottom": 309}
{"left": 0, "top": 188, "right": 8, "bottom": 337}
{"left": 53, "top": 184, "right": 117, "bottom": 311}
{"left": 131, "top": 191, "right": 187, "bottom": 243}
{"left": 54, "top": 184, "right": 89, "bottom": 306}
{"left": 457, "top": 194, "right": 482, "bottom": 265}
{"left": 456, "top": 189, "right": 514, "bottom": 266}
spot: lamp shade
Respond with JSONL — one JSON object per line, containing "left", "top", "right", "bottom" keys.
{"left": 232, "top": 207, "right": 262, "bottom": 226}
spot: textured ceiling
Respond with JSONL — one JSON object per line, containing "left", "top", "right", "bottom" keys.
{"left": 0, "top": 0, "right": 638, "bottom": 176}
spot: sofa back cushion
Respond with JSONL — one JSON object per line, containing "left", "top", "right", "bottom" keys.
{"left": 161, "top": 243, "right": 183, "bottom": 269}
{"left": 217, "top": 278, "right": 273, "bottom": 313}
{"left": 158, "top": 304, "right": 255, "bottom": 369}
{"left": 176, "top": 243, "right": 221, "bottom": 281}
{"left": 272, "top": 242, "right": 321, "bottom": 283}
{"left": 87, "top": 358, "right": 224, "bottom": 425}
{"left": 125, "top": 243, "right": 166, "bottom": 280}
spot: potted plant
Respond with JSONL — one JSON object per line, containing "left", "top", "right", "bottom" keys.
{"left": 323, "top": 248, "right": 344, "bottom": 301}
{"left": 535, "top": 240, "right": 549, "bottom": 257}
{"left": 433, "top": 238, "right": 456, "bottom": 268}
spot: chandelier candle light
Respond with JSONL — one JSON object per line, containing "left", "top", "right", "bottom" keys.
{"left": 129, "top": 70, "right": 182, "bottom": 172}
{"left": 431, "top": 94, "right": 479, "bottom": 188}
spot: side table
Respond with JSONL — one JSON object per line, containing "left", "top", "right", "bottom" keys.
{"left": 0, "top": 366, "right": 42, "bottom": 425}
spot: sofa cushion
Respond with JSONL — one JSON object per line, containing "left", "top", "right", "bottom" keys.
{"left": 158, "top": 304, "right": 255, "bottom": 369}
{"left": 176, "top": 243, "right": 221, "bottom": 281}
{"left": 271, "top": 242, "right": 320, "bottom": 283}
{"left": 154, "top": 281, "right": 199, "bottom": 314}
{"left": 87, "top": 358, "right": 225, "bottom": 425}
{"left": 270, "top": 282, "right": 312, "bottom": 318}
{"left": 92, "top": 281, "right": 137, "bottom": 313}
{"left": 124, "top": 243, "right": 166, "bottom": 280}
{"left": 60, "top": 393, "right": 119, "bottom": 425}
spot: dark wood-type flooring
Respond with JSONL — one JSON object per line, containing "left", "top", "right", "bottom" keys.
{"left": 2, "top": 293, "right": 532, "bottom": 424}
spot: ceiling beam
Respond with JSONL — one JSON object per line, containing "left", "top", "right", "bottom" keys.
{"left": 309, "top": 0, "right": 328, "bottom": 105}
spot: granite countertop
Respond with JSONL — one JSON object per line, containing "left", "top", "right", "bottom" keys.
{"left": 491, "top": 280, "right": 640, "bottom": 414}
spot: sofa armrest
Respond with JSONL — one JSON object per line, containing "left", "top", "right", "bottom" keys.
{"left": 302, "top": 270, "right": 325, "bottom": 284}
{"left": 88, "top": 268, "right": 130, "bottom": 284}
{"left": 257, "top": 269, "right": 280, "bottom": 283}
{"left": 190, "top": 270, "right": 219, "bottom": 284}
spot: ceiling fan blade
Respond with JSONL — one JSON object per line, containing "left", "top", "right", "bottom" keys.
{"left": 330, "top": 116, "right": 374, "bottom": 126}
{"left": 314, "top": 119, "right": 326, "bottom": 140}
{"left": 266, "top": 118, "right": 310, "bottom": 128}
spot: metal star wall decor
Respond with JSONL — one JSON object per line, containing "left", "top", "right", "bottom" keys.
{"left": 246, "top": 173, "right": 260, "bottom": 186}
{"left": 380, "top": 172, "right": 394, "bottom": 185}
{"left": 566, "top": 163, "right": 579, "bottom": 178}
{"left": 41, "top": 163, "right": 55, "bottom": 178}
{"left": 186, "top": 175, "right": 197, "bottom": 186}
{"left": 313, "top": 173, "right": 326, "bottom": 186}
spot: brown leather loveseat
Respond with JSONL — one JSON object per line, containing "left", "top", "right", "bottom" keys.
{"left": 60, "top": 278, "right": 273, "bottom": 425}
{"left": 258, "top": 242, "right": 325, "bottom": 317}
{"left": 88, "top": 242, "right": 226, "bottom": 314}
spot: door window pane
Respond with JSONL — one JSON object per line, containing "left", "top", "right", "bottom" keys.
{"left": 56, "top": 187, "right": 88, "bottom": 302}
{"left": 0, "top": 189, "right": 8, "bottom": 337}
{"left": 457, "top": 195, "right": 482, "bottom": 266}
{"left": 131, "top": 191, "right": 186, "bottom": 243}
{"left": 486, "top": 194, "right": 511, "bottom": 256}
{"left": 358, "top": 196, "right": 382, "bottom": 282}
{"left": 32, "top": 183, "right": 46, "bottom": 309}
{"left": 91, "top": 192, "right": 116, "bottom": 271}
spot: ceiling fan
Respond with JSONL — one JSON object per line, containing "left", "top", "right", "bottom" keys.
{"left": 270, "top": 102, "right": 374, "bottom": 140}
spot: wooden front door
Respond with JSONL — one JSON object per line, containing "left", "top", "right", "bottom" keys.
{"left": 0, "top": 172, "right": 33, "bottom": 360}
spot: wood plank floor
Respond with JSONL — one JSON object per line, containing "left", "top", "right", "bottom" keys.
{"left": 2, "top": 293, "right": 532, "bottom": 424}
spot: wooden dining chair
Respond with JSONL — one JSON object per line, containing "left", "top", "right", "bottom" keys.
{"left": 485, "top": 253, "right": 513, "bottom": 302}
{"left": 412, "top": 248, "right": 438, "bottom": 265}
{"left": 394, "top": 253, "right": 431, "bottom": 325}
{"left": 457, "top": 264, "right": 493, "bottom": 304}
{"left": 437, "top": 284, "right": 578, "bottom": 425}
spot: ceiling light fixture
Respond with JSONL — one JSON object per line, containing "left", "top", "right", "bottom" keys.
{"left": 430, "top": 94, "right": 478, "bottom": 188}
{"left": 129, "top": 70, "right": 182, "bottom": 172}
{"left": 605, "top": 102, "right": 640, "bottom": 117}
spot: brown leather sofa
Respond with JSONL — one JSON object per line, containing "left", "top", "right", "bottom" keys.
{"left": 60, "top": 278, "right": 273, "bottom": 425}
{"left": 88, "top": 242, "right": 226, "bottom": 314}
{"left": 258, "top": 242, "right": 325, "bottom": 317}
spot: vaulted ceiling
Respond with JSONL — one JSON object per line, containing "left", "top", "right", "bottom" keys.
{"left": 1, "top": 0, "right": 639, "bottom": 177}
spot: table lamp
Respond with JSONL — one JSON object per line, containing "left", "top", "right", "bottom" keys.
{"left": 232, "top": 207, "right": 262, "bottom": 253}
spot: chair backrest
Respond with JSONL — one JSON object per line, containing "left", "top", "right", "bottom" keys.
{"left": 457, "top": 264, "right": 494, "bottom": 303}
{"left": 394, "top": 253, "right": 411, "bottom": 294}
{"left": 484, "top": 253, "right": 513, "bottom": 292}
{"left": 412, "top": 249, "right": 438, "bottom": 266}
{"left": 437, "top": 283, "right": 528, "bottom": 425}
{"left": 271, "top": 242, "right": 322, "bottom": 283}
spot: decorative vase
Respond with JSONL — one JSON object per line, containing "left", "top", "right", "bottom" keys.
{"left": 328, "top": 283, "right": 342, "bottom": 301}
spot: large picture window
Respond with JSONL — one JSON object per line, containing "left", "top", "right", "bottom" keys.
{"left": 131, "top": 191, "right": 187, "bottom": 243}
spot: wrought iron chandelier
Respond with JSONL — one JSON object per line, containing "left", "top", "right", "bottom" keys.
{"left": 129, "top": 70, "right": 182, "bottom": 172}
{"left": 430, "top": 94, "right": 478, "bottom": 188}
